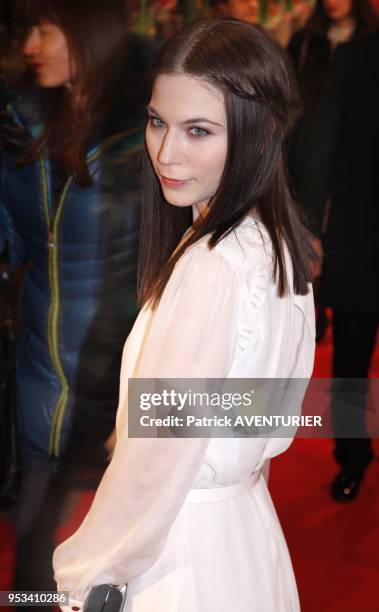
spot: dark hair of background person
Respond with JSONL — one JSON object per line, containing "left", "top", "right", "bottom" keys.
{"left": 305, "top": 0, "right": 378, "bottom": 35}
{"left": 19, "top": 0, "right": 130, "bottom": 186}
{"left": 139, "top": 17, "right": 314, "bottom": 309}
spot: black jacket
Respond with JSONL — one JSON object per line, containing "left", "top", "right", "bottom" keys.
{"left": 294, "top": 32, "right": 379, "bottom": 314}
{"left": 287, "top": 26, "right": 361, "bottom": 190}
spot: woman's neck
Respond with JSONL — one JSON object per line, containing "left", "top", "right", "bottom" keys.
{"left": 330, "top": 15, "right": 355, "bottom": 32}
{"left": 328, "top": 16, "right": 356, "bottom": 48}
{"left": 192, "top": 202, "right": 209, "bottom": 228}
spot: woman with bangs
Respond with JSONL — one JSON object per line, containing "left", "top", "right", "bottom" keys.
{"left": 0, "top": 0, "right": 154, "bottom": 599}
{"left": 53, "top": 17, "right": 315, "bottom": 612}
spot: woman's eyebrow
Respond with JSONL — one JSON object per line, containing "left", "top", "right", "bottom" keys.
{"left": 147, "top": 105, "right": 161, "bottom": 115}
{"left": 147, "top": 106, "right": 223, "bottom": 128}
{"left": 181, "top": 118, "right": 223, "bottom": 127}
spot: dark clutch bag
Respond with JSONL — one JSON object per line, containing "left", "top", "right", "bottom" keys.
{"left": 83, "top": 585, "right": 127, "bottom": 612}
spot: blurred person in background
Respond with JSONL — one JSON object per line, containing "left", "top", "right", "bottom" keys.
{"left": 222, "top": 0, "right": 260, "bottom": 23}
{"left": 214, "top": 0, "right": 260, "bottom": 24}
{"left": 213, "top": 0, "right": 314, "bottom": 47}
{"left": 291, "top": 14, "right": 379, "bottom": 501}
{"left": 263, "top": 1, "right": 315, "bottom": 49}
{"left": 288, "top": 0, "right": 375, "bottom": 150}
{"left": 0, "top": 0, "right": 154, "bottom": 599}
{"left": 287, "top": 0, "right": 376, "bottom": 196}
{"left": 214, "top": 0, "right": 303, "bottom": 135}
{"left": 287, "top": 0, "right": 376, "bottom": 341}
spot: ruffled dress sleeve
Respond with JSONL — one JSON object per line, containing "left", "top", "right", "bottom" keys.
{"left": 53, "top": 242, "right": 240, "bottom": 607}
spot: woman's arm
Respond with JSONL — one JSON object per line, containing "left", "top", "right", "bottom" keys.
{"left": 53, "top": 244, "right": 240, "bottom": 607}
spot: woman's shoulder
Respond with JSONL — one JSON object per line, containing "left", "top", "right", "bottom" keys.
{"left": 178, "top": 216, "right": 269, "bottom": 265}
{"left": 0, "top": 82, "right": 44, "bottom": 155}
{"left": 175, "top": 233, "right": 238, "bottom": 280}
{"left": 5, "top": 84, "right": 46, "bottom": 127}
{"left": 214, "top": 216, "right": 273, "bottom": 271}
{"left": 173, "top": 217, "right": 273, "bottom": 307}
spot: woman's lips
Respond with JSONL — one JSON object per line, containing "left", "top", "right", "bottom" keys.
{"left": 29, "top": 62, "right": 44, "bottom": 71}
{"left": 160, "top": 176, "right": 191, "bottom": 188}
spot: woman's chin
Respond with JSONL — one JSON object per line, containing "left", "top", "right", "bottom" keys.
{"left": 166, "top": 200, "right": 193, "bottom": 209}
{"left": 163, "top": 195, "right": 193, "bottom": 209}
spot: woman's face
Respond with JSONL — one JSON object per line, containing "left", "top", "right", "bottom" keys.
{"left": 323, "top": 0, "right": 352, "bottom": 22}
{"left": 23, "top": 23, "right": 71, "bottom": 87}
{"left": 146, "top": 74, "right": 227, "bottom": 217}
{"left": 227, "top": 0, "right": 260, "bottom": 24}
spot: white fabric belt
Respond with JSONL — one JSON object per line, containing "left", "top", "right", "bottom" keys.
{"left": 185, "top": 470, "right": 262, "bottom": 504}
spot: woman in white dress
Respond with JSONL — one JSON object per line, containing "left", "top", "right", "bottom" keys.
{"left": 53, "top": 17, "right": 315, "bottom": 612}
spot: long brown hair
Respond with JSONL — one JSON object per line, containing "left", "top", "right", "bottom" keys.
{"left": 305, "top": 0, "right": 378, "bottom": 35}
{"left": 22, "top": 0, "right": 129, "bottom": 186}
{"left": 139, "top": 17, "right": 314, "bottom": 308}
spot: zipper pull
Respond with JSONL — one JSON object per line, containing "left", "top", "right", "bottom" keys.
{"left": 47, "top": 231, "right": 56, "bottom": 249}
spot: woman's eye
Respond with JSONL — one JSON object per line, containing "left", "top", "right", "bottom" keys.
{"left": 39, "top": 23, "right": 53, "bottom": 34}
{"left": 149, "top": 116, "right": 165, "bottom": 128}
{"left": 189, "top": 127, "right": 210, "bottom": 137}
{"left": 39, "top": 27, "right": 53, "bottom": 37}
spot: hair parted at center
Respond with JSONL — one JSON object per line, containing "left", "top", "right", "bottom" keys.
{"left": 139, "top": 17, "right": 314, "bottom": 308}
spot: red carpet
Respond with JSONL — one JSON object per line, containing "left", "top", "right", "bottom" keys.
{"left": 270, "top": 315, "right": 379, "bottom": 611}
{"left": 271, "top": 437, "right": 379, "bottom": 611}
{"left": 1, "top": 313, "right": 378, "bottom": 610}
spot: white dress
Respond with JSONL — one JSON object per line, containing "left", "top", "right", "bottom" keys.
{"left": 53, "top": 216, "right": 315, "bottom": 612}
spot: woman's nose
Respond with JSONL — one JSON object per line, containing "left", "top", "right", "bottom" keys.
{"left": 23, "top": 28, "right": 39, "bottom": 57}
{"left": 157, "top": 130, "right": 183, "bottom": 166}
